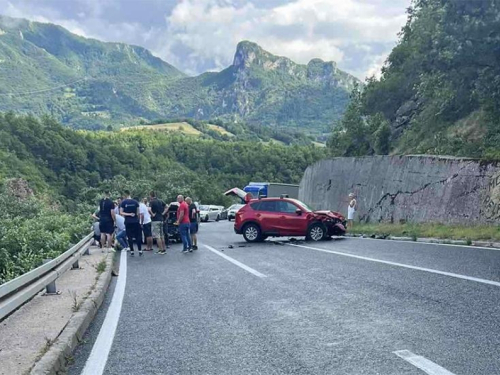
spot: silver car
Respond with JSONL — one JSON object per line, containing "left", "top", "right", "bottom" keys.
{"left": 227, "top": 204, "right": 244, "bottom": 221}
{"left": 199, "top": 205, "right": 223, "bottom": 222}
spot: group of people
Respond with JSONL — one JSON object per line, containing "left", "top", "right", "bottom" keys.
{"left": 93, "top": 191, "right": 199, "bottom": 257}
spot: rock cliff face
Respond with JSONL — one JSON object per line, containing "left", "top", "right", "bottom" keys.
{"left": 0, "top": 15, "right": 360, "bottom": 129}
{"left": 299, "top": 155, "right": 500, "bottom": 225}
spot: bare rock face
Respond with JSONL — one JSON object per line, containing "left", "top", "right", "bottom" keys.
{"left": 6, "top": 178, "right": 34, "bottom": 200}
{"left": 299, "top": 155, "right": 500, "bottom": 224}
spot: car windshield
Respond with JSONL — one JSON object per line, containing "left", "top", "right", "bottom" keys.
{"left": 199, "top": 205, "right": 209, "bottom": 211}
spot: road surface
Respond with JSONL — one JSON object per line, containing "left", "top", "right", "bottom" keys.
{"left": 69, "top": 221, "right": 500, "bottom": 375}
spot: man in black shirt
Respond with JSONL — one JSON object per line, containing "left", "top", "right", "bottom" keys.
{"left": 120, "top": 190, "right": 142, "bottom": 257}
{"left": 99, "top": 190, "right": 115, "bottom": 252}
{"left": 149, "top": 191, "right": 167, "bottom": 254}
{"left": 186, "top": 197, "right": 198, "bottom": 251}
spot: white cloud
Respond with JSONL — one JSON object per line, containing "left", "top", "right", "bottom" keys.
{"left": 0, "top": 0, "right": 411, "bottom": 79}
{"left": 158, "top": 0, "right": 409, "bottom": 78}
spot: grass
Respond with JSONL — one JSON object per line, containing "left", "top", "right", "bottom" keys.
{"left": 69, "top": 290, "right": 83, "bottom": 312}
{"left": 120, "top": 122, "right": 202, "bottom": 135}
{"left": 312, "top": 141, "right": 326, "bottom": 148}
{"left": 207, "top": 124, "right": 234, "bottom": 136}
{"left": 94, "top": 259, "right": 106, "bottom": 274}
{"left": 349, "top": 223, "right": 500, "bottom": 242}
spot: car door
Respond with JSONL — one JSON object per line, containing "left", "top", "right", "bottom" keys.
{"left": 254, "top": 200, "right": 280, "bottom": 234}
{"left": 209, "top": 206, "right": 220, "bottom": 220}
{"left": 275, "top": 200, "right": 308, "bottom": 236}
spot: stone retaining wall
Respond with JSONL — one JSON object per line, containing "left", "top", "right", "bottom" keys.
{"left": 299, "top": 155, "right": 500, "bottom": 225}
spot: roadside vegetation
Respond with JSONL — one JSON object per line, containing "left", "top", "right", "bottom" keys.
{"left": 0, "top": 113, "right": 325, "bottom": 284}
{"left": 328, "top": 0, "right": 500, "bottom": 159}
{"left": 349, "top": 223, "right": 500, "bottom": 242}
{"left": 0, "top": 179, "right": 88, "bottom": 284}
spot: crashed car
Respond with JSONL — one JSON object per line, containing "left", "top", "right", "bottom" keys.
{"left": 226, "top": 191, "right": 346, "bottom": 242}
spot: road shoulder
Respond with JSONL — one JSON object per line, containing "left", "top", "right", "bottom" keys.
{"left": 0, "top": 246, "right": 113, "bottom": 375}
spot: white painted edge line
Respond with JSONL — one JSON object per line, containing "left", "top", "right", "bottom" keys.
{"left": 349, "top": 236, "right": 500, "bottom": 252}
{"left": 203, "top": 244, "right": 267, "bottom": 278}
{"left": 288, "top": 243, "right": 500, "bottom": 287}
{"left": 81, "top": 250, "right": 127, "bottom": 375}
{"left": 394, "top": 350, "right": 457, "bottom": 375}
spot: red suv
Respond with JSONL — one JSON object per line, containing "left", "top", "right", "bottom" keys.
{"left": 234, "top": 197, "right": 346, "bottom": 242}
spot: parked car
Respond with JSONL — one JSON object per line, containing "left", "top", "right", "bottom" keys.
{"left": 227, "top": 204, "right": 244, "bottom": 221}
{"left": 199, "top": 205, "right": 223, "bottom": 222}
{"left": 219, "top": 206, "right": 229, "bottom": 220}
{"left": 234, "top": 197, "right": 346, "bottom": 242}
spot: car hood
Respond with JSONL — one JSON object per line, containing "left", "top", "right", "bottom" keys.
{"left": 313, "top": 210, "right": 345, "bottom": 220}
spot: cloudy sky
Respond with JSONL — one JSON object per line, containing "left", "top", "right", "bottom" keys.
{"left": 0, "top": 0, "right": 411, "bottom": 79}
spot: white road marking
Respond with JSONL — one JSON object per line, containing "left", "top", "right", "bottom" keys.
{"left": 288, "top": 243, "right": 500, "bottom": 287}
{"left": 81, "top": 250, "right": 127, "bottom": 375}
{"left": 349, "top": 236, "right": 500, "bottom": 252}
{"left": 203, "top": 244, "right": 267, "bottom": 278}
{"left": 394, "top": 350, "right": 456, "bottom": 375}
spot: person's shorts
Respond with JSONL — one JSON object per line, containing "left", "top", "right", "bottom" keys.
{"left": 142, "top": 222, "right": 152, "bottom": 238}
{"left": 152, "top": 221, "right": 164, "bottom": 240}
{"left": 99, "top": 220, "right": 114, "bottom": 235}
{"left": 190, "top": 222, "right": 199, "bottom": 234}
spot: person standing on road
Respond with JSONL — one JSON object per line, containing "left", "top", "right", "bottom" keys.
{"left": 150, "top": 191, "right": 167, "bottom": 254}
{"left": 120, "top": 190, "right": 142, "bottom": 257}
{"left": 347, "top": 193, "right": 357, "bottom": 229}
{"left": 175, "top": 195, "right": 192, "bottom": 253}
{"left": 140, "top": 198, "right": 153, "bottom": 251}
{"left": 99, "top": 190, "right": 116, "bottom": 252}
{"left": 186, "top": 197, "right": 198, "bottom": 251}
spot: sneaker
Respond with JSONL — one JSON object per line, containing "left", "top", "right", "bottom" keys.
{"left": 139, "top": 251, "right": 144, "bottom": 257}
{"left": 188, "top": 248, "right": 193, "bottom": 252}
{"left": 123, "top": 247, "right": 130, "bottom": 252}
{"left": 192, "top": 245, "right": 198, "bottom": 251}
{"left": 130, "top": 251, "right": 135, "bottom": 257}
{"left": 182, "top": 249, "right": 188, "bottom": 253}
{"left": 158, "top": 250, "right": 166, "bottom": 255}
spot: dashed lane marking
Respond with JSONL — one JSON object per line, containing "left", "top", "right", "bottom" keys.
{"left": 203, "top": 244, "right": 267, "bottom": 278}
{"left": 394, "top": 350, "right": 457, "bottom": 375}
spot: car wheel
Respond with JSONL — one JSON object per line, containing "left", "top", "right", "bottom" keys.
{"left": 204, "top": 215, "right": 209, "bottom": 222}
{"left": 306, "top": 223, "right": 326, "bottom": 242}
{"left": 216, "top": 215, "right": 220, "bottom": 222}
{"left": 228, "top": 217, "right": 232, "bottom": 222}
{"left": 242, "top": 223, "right": 262, "bottom": 243}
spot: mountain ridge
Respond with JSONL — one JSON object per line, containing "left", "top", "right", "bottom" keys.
{"left": 0, "top": 15, "right": 360, "bottom": 131}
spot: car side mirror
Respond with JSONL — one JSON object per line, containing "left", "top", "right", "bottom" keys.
{"left": 296, "top": 209, "right": 302, "bottom": 216}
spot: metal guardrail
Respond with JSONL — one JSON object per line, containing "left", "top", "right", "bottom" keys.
{"left": 0, "top": 232, "right": 93, "bottom": 321}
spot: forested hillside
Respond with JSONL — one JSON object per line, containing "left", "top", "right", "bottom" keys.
{"left": 329, "top": 0, "right": 500, "bottom": 159}
{"left": 0, "top": 16, "right": 358, "bottom": 131}
{"left": 0, "top": 113, "right": 324, "bottom": 205}
{"left": 0, "top": 112, "right": 325, "bottom": 282}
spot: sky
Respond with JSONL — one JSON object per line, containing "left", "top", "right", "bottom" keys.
{"left": 0, "top": 0, "right": 412, "bottom": 79}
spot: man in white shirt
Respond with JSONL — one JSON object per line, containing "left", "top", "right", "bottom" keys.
{"left": 140, "top": 199, "right": 153, "bottom": 251}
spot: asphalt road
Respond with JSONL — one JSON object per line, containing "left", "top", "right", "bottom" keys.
{"left": 69, "top": 220, "right": 500, "bottom": 375}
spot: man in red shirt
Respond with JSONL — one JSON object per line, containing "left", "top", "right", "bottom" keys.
{"left": 175, "top": 195, "right": 192, "bottom": 253}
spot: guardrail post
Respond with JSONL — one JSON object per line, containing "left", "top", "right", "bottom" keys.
{"left": 72, "top": 259, "right": 80, "bottom": 269}
{"left": 43, "top": 259, "right": 59, "bottom": 295}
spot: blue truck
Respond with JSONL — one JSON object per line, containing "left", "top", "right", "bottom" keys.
{"left": 243, "top": 182, "right": 299, "bottom": 199}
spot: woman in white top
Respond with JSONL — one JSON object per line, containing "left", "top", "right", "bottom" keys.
{"left": 347, "top": 193, "right": 357, "bottom": 229}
